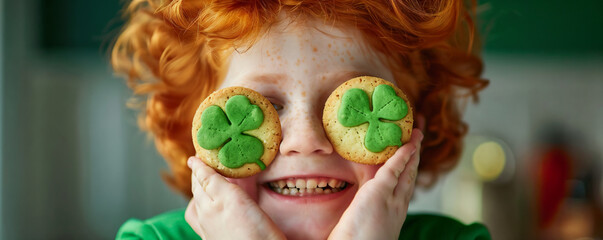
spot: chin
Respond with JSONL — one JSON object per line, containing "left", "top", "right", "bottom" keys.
{"left": 283, "top": 227, "right": 333, "bottom": 240}
{"left": 273, "top": 210, "right": 342, "bottom": 240}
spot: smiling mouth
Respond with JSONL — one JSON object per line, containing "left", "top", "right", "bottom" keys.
{"left": 266, "top": 178, "right": 349, "bottom": 196}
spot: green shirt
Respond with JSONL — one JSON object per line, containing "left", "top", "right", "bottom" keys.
{"left": 116, "top": 209, "right": 491, "bottom": 240}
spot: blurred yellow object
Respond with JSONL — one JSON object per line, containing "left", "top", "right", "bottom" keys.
{"left": 472, "top": 141, "right": 505, "bottom": 181}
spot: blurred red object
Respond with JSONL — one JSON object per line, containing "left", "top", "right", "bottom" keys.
{"left": 536, "top": 147, "right": 572, "bottom": 228}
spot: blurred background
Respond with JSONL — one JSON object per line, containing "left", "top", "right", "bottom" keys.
{"left": 1, "top": 0, "right": 602, "bottom": 239}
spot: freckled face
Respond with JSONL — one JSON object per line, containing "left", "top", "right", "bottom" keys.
{"left": 219, "top": 19, "right": 394, "bottom": 240}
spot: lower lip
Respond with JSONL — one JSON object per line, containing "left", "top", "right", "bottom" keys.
{"left": 262, "top": 184, "right": 354, "bottom": 203}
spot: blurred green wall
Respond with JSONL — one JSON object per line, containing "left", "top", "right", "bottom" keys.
{"left": 480, "top": 0, "right": 603, "bottom": 54}
{"left": 39, "top": 0, "right": 123, "bottom": 50}
{"left": 36, "top": 0, "right": 603, "bottom": 53}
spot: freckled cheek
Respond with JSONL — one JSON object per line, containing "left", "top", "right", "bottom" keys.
{"left": 315, "top": 56, "right": 335, "bottom": 67}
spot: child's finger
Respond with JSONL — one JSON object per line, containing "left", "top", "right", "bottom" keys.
{"left": 190, "top": 156, "right": 231, "bottom": 201}
{"left": 393, "top": 149, "right": 420, "bottom": 203}
{"left": 185, "top": 199, "right": 200, "bottom": 231}
{"left": 184, "top": 200, "right": 197, "bottom": 227}
{"left": 189, "top": 157, "right": 215, "bottom": 202}
{"left": 189, "top": 156, "right": 248, "bottom": 202}
{"left": 374, "top": 144, "right": 415, "bottom": 192}
{"left": 393, "top": 130, "right": 423, "bottom": 200}
{"left": 373, "top": 129, "right": 422, "bottom": 193}
{"left": 185, "top": 198, "right": 209, "bottom": 240}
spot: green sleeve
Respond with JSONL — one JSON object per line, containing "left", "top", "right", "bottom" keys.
{"left": 399, "top": 214, "right": 491, "bottom": 240}
{"left": 115, "top": 209, "right": 201, "bottom": 240}
{"left": 116, "top": 210, "right": 490, "bottom": 240}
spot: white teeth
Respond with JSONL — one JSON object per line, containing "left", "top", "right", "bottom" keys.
{"left": 295, "top": 179, "right": 306, "bottom": 189}
{"left": 277, "top": 180, "right": 286, "bottom": 189}
{"left": 328, "top": 179, "right": 338, "bottom": 188}
{"left": 287, "top": 180, "right": 295, "bottom": 188}
{"left": 268, "top": 178, "right": 349, "bottom": 196}
{"left": 318, "top": 180, "right": 328, "bottom": 188}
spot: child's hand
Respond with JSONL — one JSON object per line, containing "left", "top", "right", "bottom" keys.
{"left": 185, "top": 157, "right": 286, "bottom": 240}
{"left": 328, "top": 129, "right": 424, "bottom": 240}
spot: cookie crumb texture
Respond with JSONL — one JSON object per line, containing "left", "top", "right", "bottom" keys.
{"left": 192, "top": 87, "right": 282, "bottom": 178}
{"left": 323, "top": 76, "right": 413, "bottom": 164}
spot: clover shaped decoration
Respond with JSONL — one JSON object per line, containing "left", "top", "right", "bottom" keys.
{"left": 338, "top": 84, "right": 409, "bottom": 153}
{"left": 197, "top": 95, "right": 266, "bottom": 170}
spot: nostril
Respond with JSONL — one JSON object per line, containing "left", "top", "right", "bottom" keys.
{"left": 314, "top": 149, "right": 330, "bottom": 155}
{"left": 287, "top": 150, "right": 301, "bottom": 155}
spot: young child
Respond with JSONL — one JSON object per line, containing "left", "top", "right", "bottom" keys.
{"left": 112, "top": 0, "right": 490, "bottom": 239}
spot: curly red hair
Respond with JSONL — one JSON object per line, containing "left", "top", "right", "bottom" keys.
{"left": 111, "top": 0, "right": 488, "bottom": 198}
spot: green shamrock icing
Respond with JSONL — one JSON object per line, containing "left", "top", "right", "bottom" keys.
{"left": 338, "top": 84, "right": 408, "bottom": 153}
{"left": 197, "top": 95, "right": 266, "bottom": 170}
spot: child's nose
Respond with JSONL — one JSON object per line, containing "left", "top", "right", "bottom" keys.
{"left": 279, "top": 114, "right": 333, "bottom": 156}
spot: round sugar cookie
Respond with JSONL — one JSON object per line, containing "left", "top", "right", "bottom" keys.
{"left": 323, "top": 76, "right": 413, "bottom": 164}
{"left": 192, "top": 87, "right": 281, "bottom": 178}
